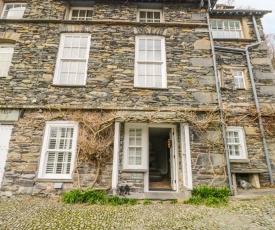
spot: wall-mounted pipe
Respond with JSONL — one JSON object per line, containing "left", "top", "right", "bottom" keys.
{"left": 207, "top": 0, "right": 234, "bottom": 194}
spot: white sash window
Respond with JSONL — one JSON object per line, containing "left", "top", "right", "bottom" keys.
{"left": 226, "top": 127, "right": 247, "bottom": 160}
{"left": 123, "top": 123, "right": 148, "bottom": 170}
{"left": 1, "top": 3, "right": 26, "bottom": 19}
{"left": 70, "top": 7, "right": 93, "bottom": 21}
{"left": 135, "top": 36, "right": 167, "bottom": 88}
{"left": 211, "top": 20, "right": 243, "bottom": 39}
{"left": 53, "top": 33, "right": 90, "bottom": 85}
{"left": 138, "top": 9, "right": 163, "bottom": 23}
{"left": 233, "top": 70, "right": 246, "bottom": 89}
{"left": 0, "top": 45, "right": 14, "bottom": 77}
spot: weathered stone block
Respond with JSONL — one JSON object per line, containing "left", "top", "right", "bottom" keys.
{"left": 194, "top": 39, "right": 210, "bottom": 50}
{"left": 192, "top": 92, "right": 217, "bottom": 104}
{"left": 210, "top": 154, "right": 225, "bottom": 166}
{"left": 191, "top": 13, "right": 206, "bottom": 21}
{"left": 244, "top": 127, "right": 258, "bottom": 135}
{"left": 196, "top": 154, "right": 210, "bottom": 166}
{"left": 254, "top": 71, "right": 275, "bottom": 80}
{"left": 251, "top": 58, "right": 271, "bottom": 65}
{"left": 190, "top": 58, "right": 213, "bottom": 67}
{"left": 260, "top": 86, "right": 275, "bottom": 95}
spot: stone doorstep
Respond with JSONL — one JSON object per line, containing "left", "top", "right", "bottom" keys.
{"left": 118, "top": 192, "right": 189, "bottom": 201}
{"left": 229, "top": 188, "right": 275, "bottom": 201}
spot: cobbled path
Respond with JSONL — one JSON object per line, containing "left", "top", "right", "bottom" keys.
{"left": 0, "top": 195, "right": 275, "bottom": 229}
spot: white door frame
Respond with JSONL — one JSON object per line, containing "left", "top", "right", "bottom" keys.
{"left": 145, "top": 123, "right": 179, "bottom": 193}
{"left": 180, "top": 123, "right": 193, "bottom": 190}
{"left": 0, "top": 125, "right": 13, "bottom": 187}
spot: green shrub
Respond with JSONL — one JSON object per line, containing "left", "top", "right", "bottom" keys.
{"left": 62, "top": 189, "right": 138, "bottom": 206}
{"left": 184, "top": 186, "right": 231, "bottom": 207}
{"left": 170, "top": 199, "right": 177, "bottom": 204}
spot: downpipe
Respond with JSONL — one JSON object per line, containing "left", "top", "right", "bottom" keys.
{"left": 245, "top": 16, "right": 274, "bottom": 185}
{"left": 206, "top": 1, "right": 234, "bottom": 194}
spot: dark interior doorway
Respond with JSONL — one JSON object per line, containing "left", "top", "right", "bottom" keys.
{"left": 149, "top": 127, "right": 173, "bottom": 191}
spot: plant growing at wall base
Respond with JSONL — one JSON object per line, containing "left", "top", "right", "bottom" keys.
{"left": 183, "top": 186, "right": 231, "bottom": 207}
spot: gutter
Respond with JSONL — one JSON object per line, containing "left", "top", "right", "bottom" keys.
{"left": 207, "top": 0, "right": 234, "bottom": 194}
{"left": 212, "top": 14, "right": 274, "bottom": 185}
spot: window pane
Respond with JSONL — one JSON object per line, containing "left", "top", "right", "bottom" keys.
{"left": 154, "top": 12, "right": 160, "bottom": 19}
{"left": 147, "top": 39, "right": 154, "bottom": 50}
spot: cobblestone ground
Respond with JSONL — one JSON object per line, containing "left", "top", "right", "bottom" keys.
{"left": 0, "top": 195, "right": 275, "bottom": 229}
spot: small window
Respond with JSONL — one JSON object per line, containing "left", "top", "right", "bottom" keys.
{"left": 138, "top": 9, "right": 162, "bottom": 23}
{"left": 233, "top": 70, "right": 246, "bottom": 89}
{"left": 226, "top": 127, "right": 247, "bottom": 160}
{"left": 0, "top": 44, "right": 14, "bottom": 77}
{"left": 123, "top": 123, "right": 148, "bottom": 170}
{"left": 53, "top": 33, "right": 91, "bottom": 85}
{"left": 38, "top": 121, "right": 78, "bottom": 179}
{"left": 135, "top": 36, "right": 167, "bottom": 88}
{"left": 70, "top": 7, "right": 93, "bottom": 21}
{"left": 210, "top": 19, "right": 243, "bottom": 39}
{"left": 1, "top": 3, "right": 26, "bottom": 19}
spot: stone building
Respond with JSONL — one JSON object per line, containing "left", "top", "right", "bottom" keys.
{"left": 0, "top": 0, "right": 274, "bottom": 197}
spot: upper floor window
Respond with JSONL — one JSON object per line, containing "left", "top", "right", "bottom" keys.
{"left": 70, "top": 7, "right": 93, "bottom": 21}
{"left": 138, "top": 9, "right": 162, "bottom": 23}
{"left": 233, "top": 70, "right": 246, "bottom": 89}
{"left": 0, "top": 44, "right": 14, "bottom": 77}
{"left": 38, "top": 121, "right": 78, "bottom": 179}
{"left": 1, "top": 3, "right": 26, "bottom": 19}
{"left": 134, "top": 36, "right": 166, "bottom": 88}
{"left": 210, "top": 19, "right": 242, "bottom": 39}
{"left": 53, "top": 33, "right": 91, "bottom": 86}
{"left": 226, "top": 127, "right": 247, "bottom": 160}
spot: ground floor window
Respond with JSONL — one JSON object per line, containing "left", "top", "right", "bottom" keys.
{"left": 38, "top": 121, "right": 78, "bottom": 179}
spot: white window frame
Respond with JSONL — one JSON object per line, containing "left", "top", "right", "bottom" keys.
{"left": 69, "top": 7, "right": 93, "bottom": 21}
{"left": 0, "top": 44, "right": 14, "bottom": 77}
{"left": 137, "top": 9, "right": 163, "bottom": 23}
{"left": 38, "top": 121, "right": 78, "bottom": 180}
{"left": 226, "top": 126, "right": 247, "bottom": 160}
{"left": 123, "top": 123, "right": 148, "bottom": 170}
{"left": 1, "top": 3, "right": 26, "bottom": 19}
{"left": 53, "top": 33, "right": 91, "bottom": 86}
{"left": 233, "top": 69, "right": 246, "bottom": 89}
{"left": 134, "top": 36, "right": 167, "bottom": 88}
{"left": 210, "top": 19, "right": 243, "bottom": 39}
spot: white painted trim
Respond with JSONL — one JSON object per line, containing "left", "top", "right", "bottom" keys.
{"left": 53, "top": 33, "right": 91, "bottom": 86}
{"left": 0, "top": 125, "right": 13, "bottom": 187}
{"left": 172, "top": 126, "right": 179, "bottom": 192}
{"left": 38, "top": 121, "right": 78, "bottom": 180}
{"left": 137, "top": 9, "right": 164, "bottom": 23}
{"left": 134, "top": 35, "right": 167, "bottom": 89}
{"left": 112, "top": 122, "right": 121, "bottom": 190}
{"left": 180, "top": 124, "right": 193, "bottom": 190}
{"left": 226, "top": 126, "right": 248, "bottom": 160}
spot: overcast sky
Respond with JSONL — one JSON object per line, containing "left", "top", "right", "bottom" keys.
{"left": 216, "top": 0, "right": 275, "bottom": 34}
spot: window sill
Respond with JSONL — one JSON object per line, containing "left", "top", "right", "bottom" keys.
{"left": 122, "top": 169, "right": 148, "bottom": 173}
{"left": 51, "top": 84, "right": 86, "bottom": 88}
{"left": 35, "top": 178, "right": 73, "bottom": 182}
{"left": 134, "top": 86, "right": 168, "bottom": 90}
{"left": 230, "top": 159, "right": 250, "bottom": 163}
{"left": 213, "top": 38, "right": 256, "bottom": 42}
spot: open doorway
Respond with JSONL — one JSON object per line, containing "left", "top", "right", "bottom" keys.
{"left": 149, "top": 127, "right": 176, "bottom": 191}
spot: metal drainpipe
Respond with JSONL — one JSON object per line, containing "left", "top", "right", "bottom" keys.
{"left": 207, "top": 0, "right": 234, "bottom": 194}
{"left": 212, "top": 14, "right": 274, "bottom": 185}
{"left": 245, "top": 16, "right": 274, "bottom": 185}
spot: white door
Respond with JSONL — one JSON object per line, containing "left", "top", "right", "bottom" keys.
{"left": 169, "top": 129, "right": 176, "bottom": 190}
{"left": 0, "top": 125, "right": 13, "bottom": 187}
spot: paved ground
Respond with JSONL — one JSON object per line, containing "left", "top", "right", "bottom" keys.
{"left": 0, "top": 194, "right": 275, "bottom": 229}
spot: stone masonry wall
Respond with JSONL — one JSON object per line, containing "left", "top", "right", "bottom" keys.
{"left": 0, "top": 109, "right": 113, "bottom": 197}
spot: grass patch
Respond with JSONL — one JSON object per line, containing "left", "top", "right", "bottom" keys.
{"left": 143, "top": 199, "right": 151, "bottom": 205}
{"left": 62, "top": 189, "right": 138, "bottom": 206}
{"left": 184, "top": 186, "right": 231, "bottom": 207}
